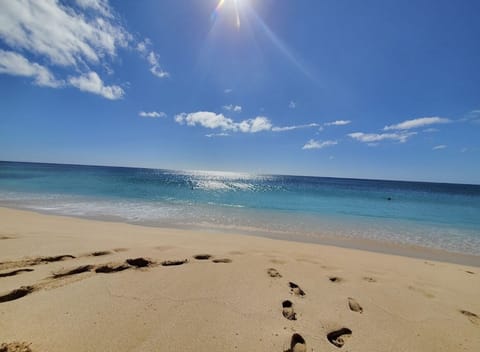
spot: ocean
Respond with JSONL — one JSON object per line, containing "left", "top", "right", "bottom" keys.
{"left": 1, "top": 161, "right": 479, "bottom": 256}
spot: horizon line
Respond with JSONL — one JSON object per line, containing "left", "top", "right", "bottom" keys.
{"left": 1, "top": 159, "right": 478, "bottom": 187}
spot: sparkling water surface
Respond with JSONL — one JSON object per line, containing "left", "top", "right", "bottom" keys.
{"left": 1, "top": 161, "right": 479, "bottom": 255}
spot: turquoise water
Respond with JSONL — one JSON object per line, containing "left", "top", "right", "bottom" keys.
{"left": 0, "top": 161, "right": 479, "bottom": 255}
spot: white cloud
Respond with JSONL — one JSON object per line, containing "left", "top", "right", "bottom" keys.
{"left": 206, "top": 133, "right": 230, "bottom": 138}
{"left": 302, "top": 139, "right": 337, "bottom": 150}
{"left": 384, "top": 117, "right": 450, "bottom": 130}
{"left": 423, "top": 128, "right": 439, "bottom": 133}
{"left": 238, "top": 116, "right": 272, "bottom": 133}
{"left": 136, "top": 39, "right": 169, "bottom": 78}
{"left": 139, "top": 111, "right": 166, "bottom": 118}
{"left": 175, "top": 111, "right": 236, "bottom": 130}
{"left": 325, "top": 120, "right": 351, "bottom": 126}
{"left": 69, "top": 71, "right": 124, "bottom": 100}
{"left": 0, "top": 49, "right": 63, "bottom": 87}
{"left": 0, "top": 0, "right": 130, "bottom": 67}
{"left": 75, "top": 0, "right": 112, "bottom": 18}
{"left": 223, "top": 104, "right": 242, "bottom": 112}
{"left": 136, "top": 38, "right": 151, "bottom": 55}
{"left": 0, "top": 1, "right": 169, "bottom": 98}
{"left": 348, "top": 131, "right": 416, "bottom": 143}
{"left": 174, "top": 111, "right": 273, "bottom": 133}
{"left": 147, "top": 51, "right": 169, "bottom": 78}
{"left": 288, "top": 101, "right": 296, "bottom": 109}
{"left": 224, "top": 88, "right": 233, "bottom": 94}
{"left": 272, "top": 123, "right": 320, "bottom": 132}
{"left": 433, "top": 145, "right": 447, "bottom": 150}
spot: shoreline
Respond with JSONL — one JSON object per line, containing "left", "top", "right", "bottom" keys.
{"left": 1, "top": 206, "right": 479, "bottom": 351}
{"left": 1, "top": 205, "right": 479, "bottom": 267}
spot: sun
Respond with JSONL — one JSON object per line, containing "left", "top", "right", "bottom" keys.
{"left": 213, "top": 0, "right": 244, "bottom": 29}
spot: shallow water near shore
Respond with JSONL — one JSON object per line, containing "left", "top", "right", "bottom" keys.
{"left": 1, "top": 161, "right": 479, "bottom": 257}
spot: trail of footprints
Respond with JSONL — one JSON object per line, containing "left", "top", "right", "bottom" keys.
{"left": 269, "top": 268, "right": 478, "bottom": 350}
{"left": 0, "top": 249, "right": 232, "bottom": 304}
{"left": 267, "top": 268, "right": 360, "bottom": 350}
{"left": 2, "top": 250, "right": 479, "bottom": 350}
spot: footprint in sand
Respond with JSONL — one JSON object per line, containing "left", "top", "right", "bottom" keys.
{"left": 95, "top": 263, "right": 130, "bottom": 273}
{"left": 89, "top": 251, "right": 111, "bottom": 257}
{"left": 193, "top": 254, "right": 212, "bottom": 260}
{"left": 460, "top": 310, "right": 479, "bottom": 325}
{"left": 348, "top": 297, "right": 363, "bottom": 313}
{"left": 0, "top": 254, "right": 76, "bottom": 271}
{"left": 126, "top": 258, "right": 153, "bottom": 268}
{"left": 0, "top": 268, "right": 34, "bottom": 278}
{"left": 0, "top": 341, "right": 33, "bottom": 352}
{"left": 0, "top": 286, "right": 35, "bottom": 303}
{"left": 288, "top": 282, "right": 305, "bottom": 296}
{"left": 212, "top": 258, "right": 232, "bottom": 263}
{"left": 327, "top": 328, "right": 352, "bottom": 348}
{"left": 52, "top": 265, "right": 93, "bottom": 278}
{"left": 161, "top": 259, "right": 188, "bottom": 266}
{"left": 267, "top": 268, "right": 282, "bottom": 278}
{"left": 0, "top": 235, "right": 15, "bottom": 240}
{"left": 284, "top": 333, "right": 306, "bottom": 352}
{"left": 329, "top": 276, "right": 342, "bottom": 283}
{"left": 282, "top": 300, "right": 296, "bottom": 320}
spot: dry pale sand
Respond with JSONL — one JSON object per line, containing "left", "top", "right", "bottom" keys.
{"left": 0, "top": 207, "right": 479, "bottom": 352}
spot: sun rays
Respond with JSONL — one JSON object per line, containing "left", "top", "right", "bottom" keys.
{"left": 212, "top": 0, "right": 241, "bottom": 29}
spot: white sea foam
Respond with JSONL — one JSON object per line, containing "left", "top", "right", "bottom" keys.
{"left": 1, "top": 190, "right": 479, "bottom": 256}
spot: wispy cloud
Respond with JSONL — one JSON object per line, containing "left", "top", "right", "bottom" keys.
{"left": 0, "top": 0, "right": 167, "bottom": 97}
{"left": 69, "top": 71, "right": 124, "bottom": 100}
{"left": 272, "top": 123, "right": 320, "bottom": 132}
{"left": 0, "top": 49, "right": 63, "bottom": 87}
{"left": 174, "top": 111, "right": 272, "bottom": 133}
{"left": 75, "top": 0, "right": 112, "bottom": 18}
{"left": 325, "top": 120, "right": 351, "bottom": 126}
{"left": 288, "top": 101, "right": 296, "bottom": 109}
{"left": 147, "top": 51, "right": 169, "bottom": 78}
{"left": 302, "top": 139, "right": 337, "bottom": 150}
{"left": 348, "top": 131, "right": 416, "bottom": 143}
{"left": 384, "top": 117, "right": 450, "bottom": 131}
{"left": 462, "top": 110, "right": 480, "bottom": 124}
{"left": 139, "top": 111, "right": 166, "bottom": 118}
{"left": 223, "top": 104, "right": 242, "bottom": 113}
{"left": 206, "top": 133, "right": 230, "bottom": 138}
{"left": 0, "top": 0, "right": 130, "bottom": 67}
{"left": 433, "top": 145, "right": 447, "bottom": 150}
{"left": 136, "top": 38, "right": 169, "bottom": 78}
{"left": 224, "top": 88, "right": 233, "bottom": 94}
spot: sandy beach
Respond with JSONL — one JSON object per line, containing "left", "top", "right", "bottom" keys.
{"left": 0, "top": 207, "right": 479, "bottom": 351}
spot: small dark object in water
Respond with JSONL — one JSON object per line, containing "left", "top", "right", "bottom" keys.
{"left": 387, "top": 197, "right": 392, "bottom": 201}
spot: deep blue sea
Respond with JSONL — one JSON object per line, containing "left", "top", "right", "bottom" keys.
{"left": 1, "top": 161, "right": 479, "bottom": 256}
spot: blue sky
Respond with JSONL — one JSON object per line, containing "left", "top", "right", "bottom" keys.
{"left": 0, "top": 0, "right": 479, "bottom": 184}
